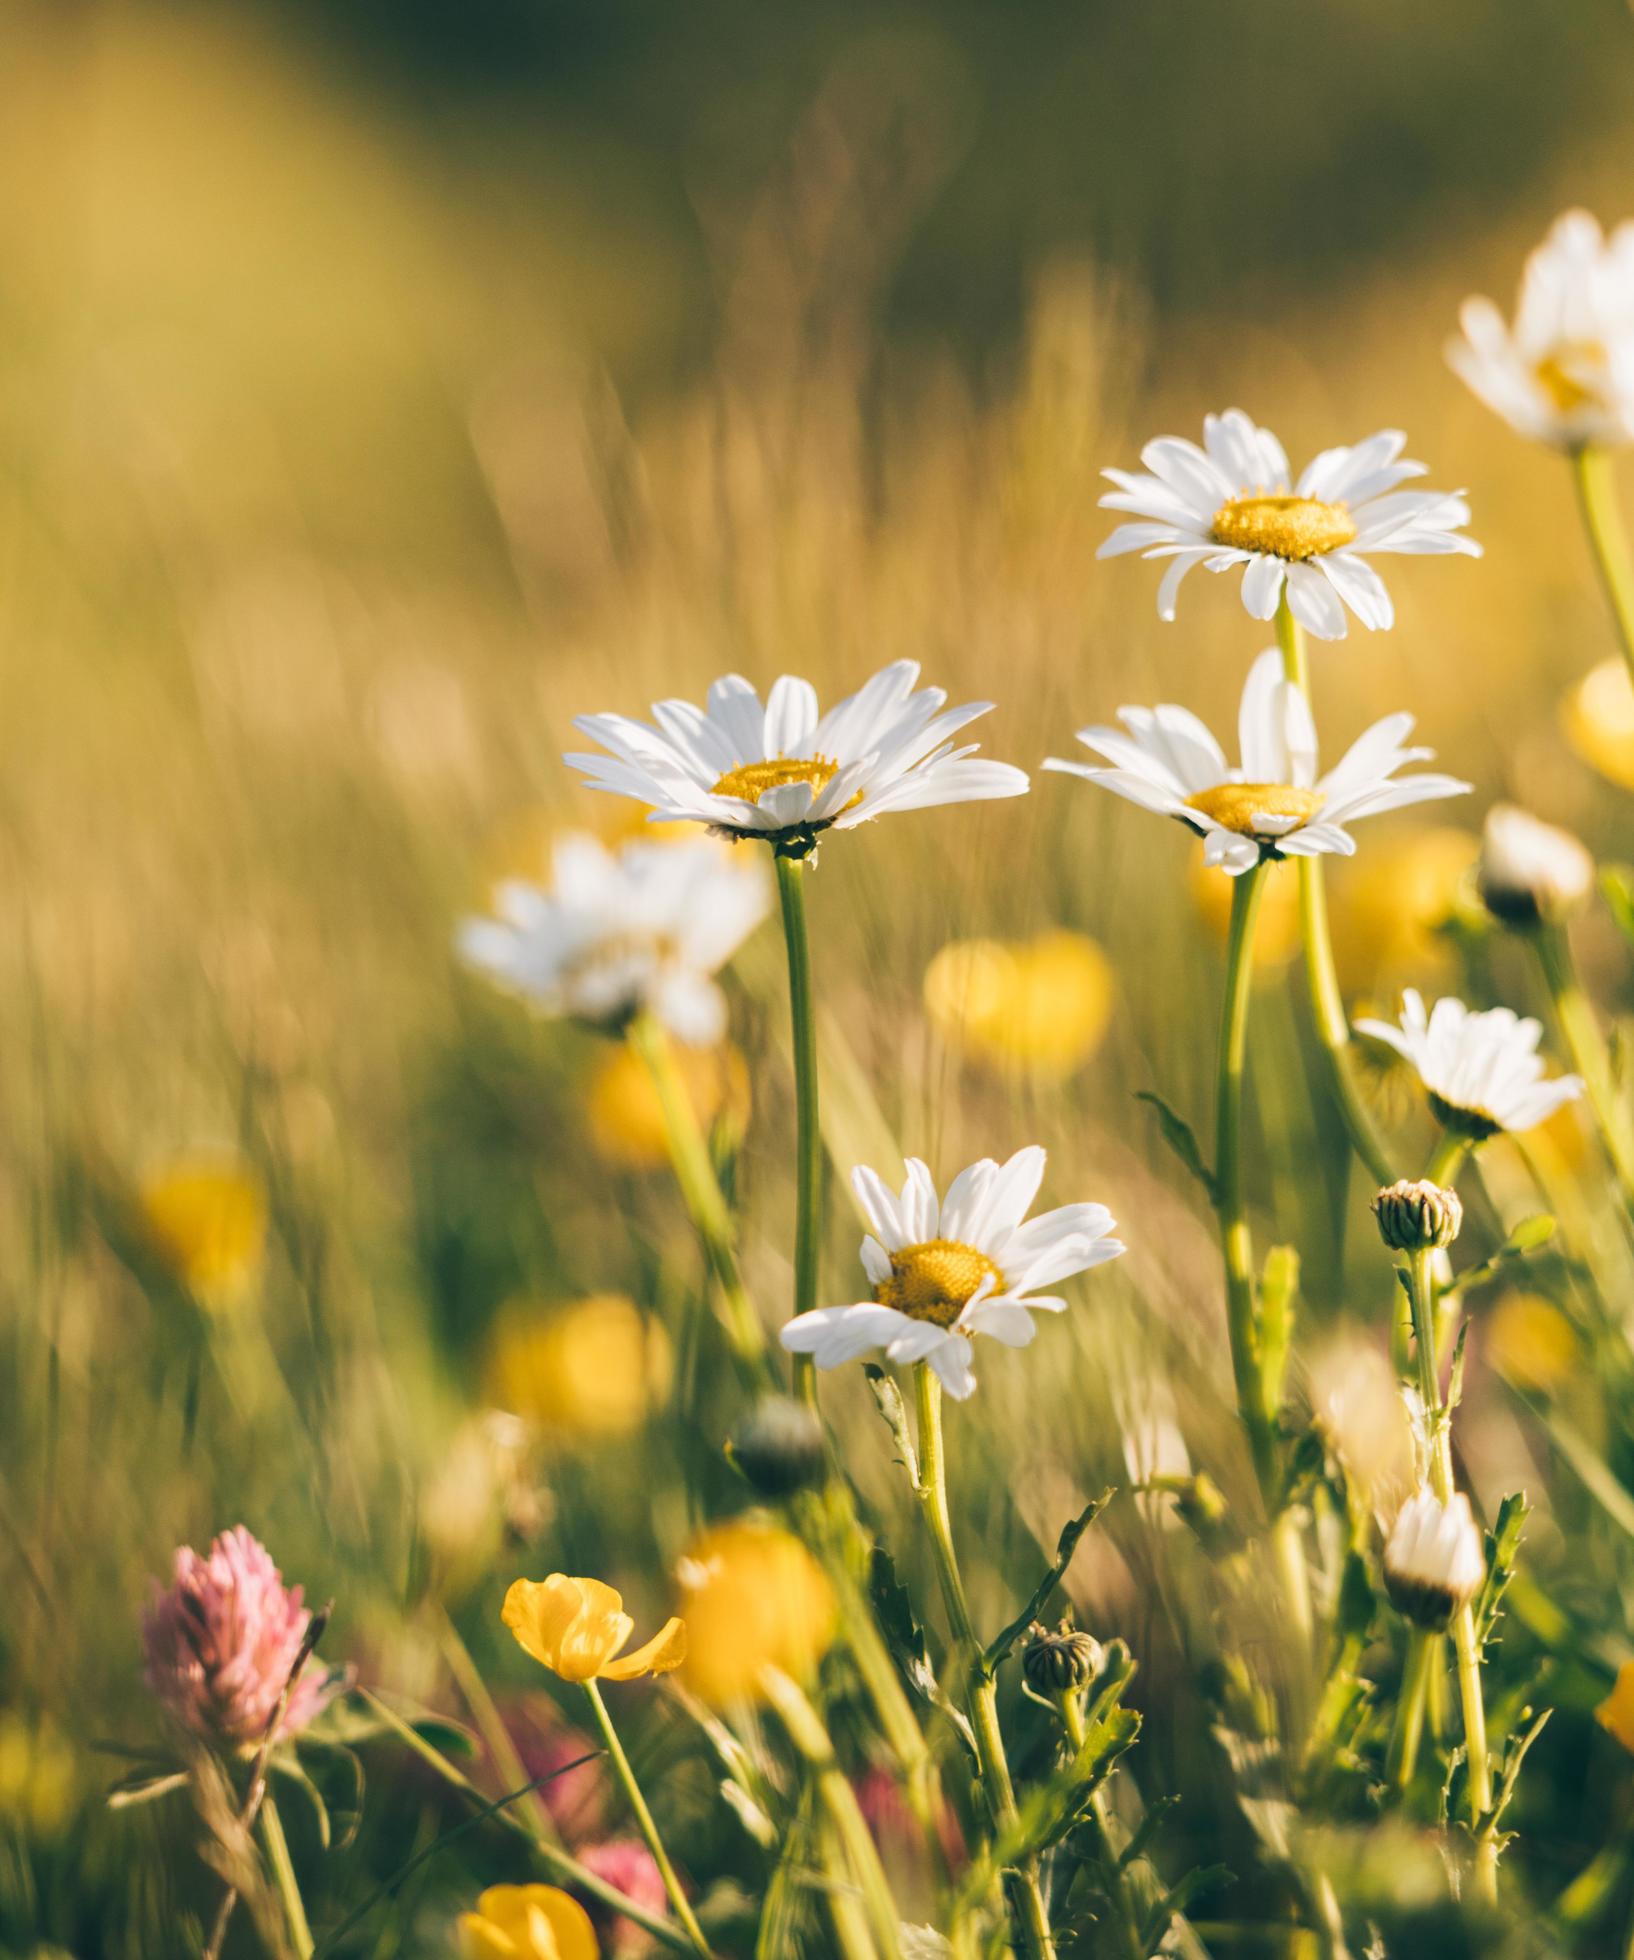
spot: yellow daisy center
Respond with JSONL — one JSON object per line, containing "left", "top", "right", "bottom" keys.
{"left": 1209, "top": 495, "right": 1357, "bottom": 562}
{"left": 875, "top": 1238, "right": 1002, "bottom": 1328}
{"left": 1185, "top": 783, "right": 1323, "bottom": 837}
{"left": 1535, "top": 342, "right": 1608, "bottom": 414}
{"left": 712, "top": 755, "right": 840, "bottom": 803}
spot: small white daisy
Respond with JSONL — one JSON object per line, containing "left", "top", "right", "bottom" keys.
{"left": 1448, "top": 210, "right": 1634, "bottom": 450}
{"left": 1477, "top": 802, "right": 1595, "bottom": 927}
{"left": 1043, "top": 647, "right": 1470, "bottom": 875}
{"left": 565, "top": 662, "right": 1028, "bottom": 858}
{"left": 1383, "top": 1487, "right": 1487, "bottom": 1631}
{"left": 1098, "top": 408, "right": 1479, "bottom": 639}
{"left": 1355, "top": 988, "right": 1583, "bottom": 1141}
{"left": 457, "top": 830, "right": 770, "bottom": 1044}
{"left": 779, "top": 1148, "right": 1124, "bottom": 1400}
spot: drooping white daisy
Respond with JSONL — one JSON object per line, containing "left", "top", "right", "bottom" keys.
{"left": 1355, "top": 989, "right": 1583, "bottom": 1141}
{"left": 779, "top": 1148, "right": 1124, "bottom": 1400}
{"left": 1448, "top": 210, "right": 1634, "bottom": 450}
{"left": 1382, "top": 1487, "right": 1486, "bottom": 1631}
{"left": 1098, "top": 408, "right": 1479, "bottom": 639}
{"left": 564, "top": 662, "right": 1028, "bottom": 858}
{"left": 1043, "top": 647, "right": 1470, "bottom": 875}
{"left": 1477, "top": 802, "right": 1595, "bottom": 927}
{"left": 457, "top": 830, "right": 770, "bottom": 1044}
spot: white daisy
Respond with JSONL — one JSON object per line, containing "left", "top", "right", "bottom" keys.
{"left": 1477, "top": 802, "right": 1595, "bottom": 927}
{"left": 779, "top": 1148, "right": 1124, "bottom": 1400}
{"left": 564, "top": 662, "right": 1028, "bottom": 858}
{"left": 1043, "top": 647, "right": 1470, "bottom": 875}
{"left": 1448, "top": 210, "right": 1634, "bottom": 450}
{"left": 1355, "top": 989, "right": 1583, "bottom": 1140}
{"left": 1382, "top": 1487, "right": 1486, "bottom": 1631}
{"left": 457, "top": 830, "right": 769, "bottom": 1044}
{"left": 1098, "top": 408, "right": 1479, "bottom": 639}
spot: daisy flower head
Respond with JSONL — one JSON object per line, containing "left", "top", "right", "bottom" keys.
{"left": 1449, "top": 210, "right": 1634, "bottom": 450}
{"left": 779, "top": 1147, "right": 1124, "bottom": 1400}
{"left": 1356, "top": 989, "right": 1583, "bottom": 1141}
{"left": 1098, "top": 409, "right": 1479, "bottom": 639}
{"left": 457, "top": 830, "right": 769, "bottom": 1045}
{"left": 1383, "top": 1487, "right": 1486, "bottom": 1631}
{"left": 565, "top": 662, "right": 1029, "bottom": 860}
{"left": 1044, "top": 647, "right": 1470, "bottom": 875}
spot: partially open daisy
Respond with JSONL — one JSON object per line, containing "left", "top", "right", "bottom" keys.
{"left": 1043, "top": 648, "right": 1470, "bottom": 875}
{"left": 457, "top": 830, "right": 769, "bottom": 1044}
{"left": 1449, "top": 210, "right": 1634, "bottom": 450}
{"left": 779, "top": 1147, "right": 1123, "bottom": 1400}
{"left": 565, "top": 662, "right": 1028, "bottom": 859}
{"left": 1098, "top": 409, "right": 1478, "bottom": 638}
{"left": 1356, "top": 989, "right": 1584, "bottom": 1140}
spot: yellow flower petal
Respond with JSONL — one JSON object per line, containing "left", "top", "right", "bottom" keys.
{"left": 486, "top": 1295, "right": 672, "bottom": 1441}
{"left": 586, "top": 1041, "right": 750, "bottom": 1169}
{"left": 502, "top": 1575, "right": 631, "bottom": 1682}
{"left": 1597, "top": 1660, "right": 1634, "bottom": 1755}
{"left": 675, "top": 1521, "right": 835, "bottom": 1707}
{"left": 924, "top": 930, "right": 1113, "bottom": 1077}
{"left": 599, "top": 1614, "right": 688, "bottom": 1681}
{"left": 461, "top": 1885, "right": 599, "bottom": 1960}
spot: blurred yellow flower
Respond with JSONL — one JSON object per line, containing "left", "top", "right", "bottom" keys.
{"left": 1597, "top": 1661, "right": 1634, "bottom": 1755}
{"left": 503, "top": 1574, "right": 687, "bottom": 1684}
{"left": 1189, "top": 857, "right": 1300, "bottom": 968}
{"left": 674, "top": 1519, "right": 836, "bottom": 1707}
{"left": 923, "top": 930, "right": 1113, "bottom": 1077}
{"left": 486, "top": 1296, "right": 672, "bottom": 1440}
{"left": 585, "top": 1041, "right": 750, "bottom": 1170}
{"left": 138, "top": 1157, "right": 267, "bottom": 1304}
{"left": 1487, "top": 1293, "right": 1578, "bottom": 1393}
{"left": 0, "top": 1716, "right": 76, "bottom": 1837}
{"left": 1332, "top": 827, "right": 1479, "bottom": 985}
{"left": 1563, "top": 657, "right": 1634, "bottom": 792}
{"left": 458, "top": 1884, "right": 598, "bottom": 1960}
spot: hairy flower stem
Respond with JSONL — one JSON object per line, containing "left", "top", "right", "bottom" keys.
{"left": 259, "top": 1790, "right": 314, "bottom": 1959}
{"left": 775, "top": 853, "right": 822, "bottom": 1410}
{"left": 914, "top": 1365, "right": 1056, "bottom": 1960}
{"left": 627, "top": 1012, "right": 772, "bottom": 1379}
{"left": 1056, "top": 1692, "right": 1143, "bottom": 1960}
{"left": 1274, "top": 599, "right": 1395, "bottom": 1187}
{"left": 582, "top": 1679, "right": 713, "bottom": 1958}
{"left": 1385, "top": 1627, "right": 1436, "bottom": 1788}
{"left": 1571, "top": 444, "right": 1634, "bottom": 689}
{"left": 1404, "top": 1249, "right": 1495, "bottom": 1900}
{"left": 1534, "top": 924, "right": 1634, "bottom": 1209}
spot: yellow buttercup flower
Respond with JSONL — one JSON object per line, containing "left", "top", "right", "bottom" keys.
{"left": 585, "top": 1041, "right": 750, "bottom": 1170}
{"left": 502, "top": 1574, "right": 687, "bottom": 1684}
{"left": 1597, "top": 1661, "right": 1634, "bottom": 1755}
{"left": 1563, "top": 657, "right": 1634, "bottom": 792}
{"left": 1487, "top": 1293, "right": 1579, "bottom": 1394}
{"left": 138, "top": 1156, "right": 267, "bottom": 1305}
{"left": 1332, "top": 826, "right": 1479, "bottom": 985}
{"left": 486, "top": 1296, "right": 672, "bottom": 1440}
{"left": 1189, "top": 857, "right": 1300, "bottom": 968}
{"left": 674, "top": 1519, "right": 836, "bottom": 1707}
{"left": 458, "top": 1884, "right": 598, "bottom": 1960}
{"left": 923, "top": 930, "right": 1113, "bottom": 1077}
{"left": 0, "top": 1716, "right": 76, "bottom": 1837}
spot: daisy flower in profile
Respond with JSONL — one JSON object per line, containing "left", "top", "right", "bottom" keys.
{"left": 565, "top": 663, "right": 1028, "bottom": 859}
{"left": 1098, "top": 408, "right": 1478, "bottom": 639}
{"left": 1356, "top": 989, "right": 1583, "bottom": 1140}
{"left": 779, "top": 1147, "right": 1124, "bottom": 1400}
{"left": 1044, "top": 647, "right": 1470, "bottom": 874}
{"left": 457, "top": 831, "right": 768, "bottom": 1044}
{"left": 1449, "top": 210, "right": 1634, "bottom": 450}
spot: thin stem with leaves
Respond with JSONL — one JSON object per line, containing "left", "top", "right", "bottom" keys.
{"left": 775, "top": 852, "right": 822, "bottom": 1408}
{"left": 1571, "top": 444, "right": 1634, "bottom": 688}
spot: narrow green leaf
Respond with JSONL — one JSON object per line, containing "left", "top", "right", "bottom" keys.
{"left": 1135, "top": 1092, "right": 1219, "bottom": 1205}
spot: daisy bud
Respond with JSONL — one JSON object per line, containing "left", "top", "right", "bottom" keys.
{"left": 1372, "top": 1179, "right": 1463, "bottom": 1253}
{"left": 1383, "top": 1488, "right": 1487, "bottom": 1631}
{"left": 726, "top": 1395, "right": 828, "bottom": 1498}
{"left": 1022, "top": 1620, "right": 1103, "bottom": 1696}
{"left": 1477, "top": 804, "right": 1595, "bottom": 928}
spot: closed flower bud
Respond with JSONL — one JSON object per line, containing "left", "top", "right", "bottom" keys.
{"left": 1383, "top": 1488, "right": 1486, "bottom": 1630}
{"left": 1372, "top": 1179, "right": 1463, "bottom": 1253}
{"left": 1477, "top": 804, "right": 1595, "bottom": 928}
{"left": 726, "top": 1396, "right": 828, "bottom": 1498}
{"left": 1022, "top": 1620, "right": 1103, "bottom": 1695}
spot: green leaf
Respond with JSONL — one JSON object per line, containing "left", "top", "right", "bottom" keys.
{"left": 1257, "top": 1245, "right": 1299, "bottom": 1409}
{"left": 1444, "top": 1214, "right": 1557, "bottom": 1298}
{"left": 1135, "top": 1092, "right": 1219, "bottom": 1205}
{"left": 867, "top": 1546, "right": 977, "bottom": 1761}
{"left": 1474, "top": 1491, "right": 1530, "bottom": 1657}
{"left": 1601, "top": 865, "right": 1634, "bottom": 948}
{"left": 306, "top": 1689, "right": 476, "bottom": 1758}
{"left": 985, "top": 1490, "right": 1114, "bottom": 1671}
{"left": 862, "top": 1363, "right": 920, "bottom": 1490}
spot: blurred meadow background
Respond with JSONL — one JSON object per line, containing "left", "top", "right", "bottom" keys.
{"left": 12, "top": 1, "right": 1634, "bottom": 1953}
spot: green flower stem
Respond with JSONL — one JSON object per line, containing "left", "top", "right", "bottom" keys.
{"left": 775, "top": 853, "right": 822, "bottom": 1409}
{"left": 1385, "top": 1626, "right": 1436, "bottom": 1789}
{"left": 1056, "top": 1691, "right": 1143, "bottom": 1960}
{"left": 258, "top": 1789, "right": 314, "bottom": 1959}
{"left": 1404, "top": 1249, "right": 1494, "bottom": 1898}
{"left": 1534, "top": 923, "right": 1634, "bottom": 1208}
{"left": 914, "top": 1364, "right": 1057, "bottom": 1960}
{"left": 626, "top": 1012, "right": 771, "bottom": 1377}
{"left": 582, "top": 1679, "right": 713, "bottom": 1958}
{"left": 1274, "top": 598, "right": 1395, "bottom": 1188}
{"left": 1571, "top": 444, "right": 1634, "bottom": 688}
{"left": 436, "top": 1606, "right": 563, "bottom": 1847}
